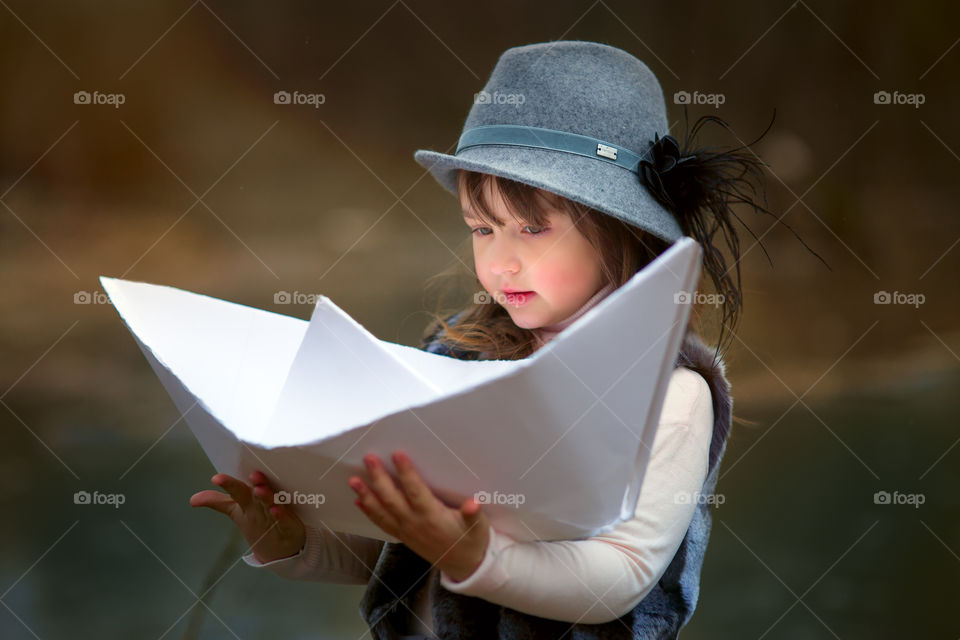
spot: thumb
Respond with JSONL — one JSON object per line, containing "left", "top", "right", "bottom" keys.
{"left": 190, "top": 490, "right": 236, "bottom": 517}
{"left": 461, "top": 498, "right": 488, "bottom": 528}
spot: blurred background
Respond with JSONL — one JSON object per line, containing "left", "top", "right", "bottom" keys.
{"left": 1, "top": 1, "right": 958, "bottom": 638}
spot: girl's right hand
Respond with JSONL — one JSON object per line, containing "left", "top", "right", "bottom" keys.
{"left": 189, "top": 470, "right": 306, "bottom": 563}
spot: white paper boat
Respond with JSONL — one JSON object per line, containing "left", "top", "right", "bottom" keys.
{"left": 100, "top": 237, "right": 701, "bottom": 542}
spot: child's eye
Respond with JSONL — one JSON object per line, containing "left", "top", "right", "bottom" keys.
{"left": 471, "top": 227, "right": 493, "bottom": 236}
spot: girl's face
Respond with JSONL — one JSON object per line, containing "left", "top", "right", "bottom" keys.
{"left": 461, "top": 180, "right": 606, "bottom": 329}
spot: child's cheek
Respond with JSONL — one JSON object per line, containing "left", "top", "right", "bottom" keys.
{"left": 537, "top": 260, "right": 596, "bottom": 311}
{"left": 540, "top": 228, "right": 605, "bottom": 303}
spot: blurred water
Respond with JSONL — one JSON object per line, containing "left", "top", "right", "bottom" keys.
{"left": 4, "top": 367, "right": 958, "bottom": 638}
{"left": 687, "top": 368, "right": 960, "bottom": 639}
{"left": 2, "top": 426, "right": 368, "bottom": 639}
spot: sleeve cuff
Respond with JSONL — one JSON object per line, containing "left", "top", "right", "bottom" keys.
{"left": 242, "top": 523, "right": 321, "bottom": 568}
{"left": 440, "top": 525, "right": 514, "bottom": 594}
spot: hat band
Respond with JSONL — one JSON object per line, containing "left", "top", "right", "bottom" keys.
{"left": 455, "top": 124, "right": 652, "bottom": 173}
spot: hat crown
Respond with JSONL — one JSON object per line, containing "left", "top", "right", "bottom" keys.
{"left": 464, "top": 41, "right": 669, "bottom": 155}
{"left": 413, "top": 40, "right": 684, "bottom": 244}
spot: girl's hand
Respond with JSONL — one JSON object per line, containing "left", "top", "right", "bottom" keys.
{"left": 350, "top": 451, "right": 491, "bottom": 582}
{"left": 189, "top": 470, "right": 306, "bottom": 564}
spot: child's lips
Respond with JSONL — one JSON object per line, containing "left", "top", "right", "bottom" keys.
{"left": 502, "top": 291, "right": 535, "bottom": 306}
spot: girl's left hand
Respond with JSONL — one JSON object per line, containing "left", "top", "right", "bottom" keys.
{"left": 349, "top": 451, "right": 491, "bottom": 582}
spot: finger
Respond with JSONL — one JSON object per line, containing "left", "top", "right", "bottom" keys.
{"left": 248, "top": 471, "right": 282, "bottom": 508}
{"left": 251, "top": 481, "right": 278, "bottom": 505}
{"left": 351, "top": 475, "right": 402, "bottom": 532}
{"left": 461, "top": 498, "right": 490, "bottom": 537}
{"left": 249, "top": 470, "right": 271, "bottom": 486}
{"left": 391, "top": 451, "right": 437, "bottom": 513}
{"left": 362, "top": 454, "right": 410, "bottom": 519}
{"left": 461, "top": 497, "right": 480, "bottom": 516}
{"left": 251, "top": 483, "right": 294, "bottom": 520}
{"left": 248, "top": 472, "right": 305, "bottom": 525}
{"left": 212, "top": 473, "right": 253, "bottom": 510}
{"left": 354, "top": 490, "right": 400, "bottom": 533}
{"left": 268, "top": 504, "right": 288, "bottom": 520}
{"left": 189, "top": 489, "right": 236, "bottom": 517}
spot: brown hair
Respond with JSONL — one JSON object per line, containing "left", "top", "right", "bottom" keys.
{"left": 421, "top": 170, "right": 687, "bottom": 360}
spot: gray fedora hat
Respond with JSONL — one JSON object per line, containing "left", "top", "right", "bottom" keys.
{"left": 414, "top": 40, "right": 683, "bottom": 244}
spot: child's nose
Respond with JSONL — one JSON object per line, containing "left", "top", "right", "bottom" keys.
{"left": 488, "top": 244, "right": 522, "bottom": 276}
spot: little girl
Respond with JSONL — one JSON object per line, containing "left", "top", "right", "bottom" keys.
{"left": 190, "top": 40, "right": 821, "bottom": 639}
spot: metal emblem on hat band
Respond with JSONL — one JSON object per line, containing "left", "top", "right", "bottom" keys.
{"left": 596, "top": 143, "right": 618, "bottom": 160}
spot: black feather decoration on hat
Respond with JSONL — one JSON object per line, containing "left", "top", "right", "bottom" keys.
{"left": 637, "top": 106, "right": 830, "bottom": 356}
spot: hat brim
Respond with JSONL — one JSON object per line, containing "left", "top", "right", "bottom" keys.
{"left": 413, "top": 145, "right": 683, "bottom": 244}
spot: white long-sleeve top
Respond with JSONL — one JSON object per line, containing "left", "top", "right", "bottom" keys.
{"left": 243, "top": 365, "right": 713, "bottom": 632}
